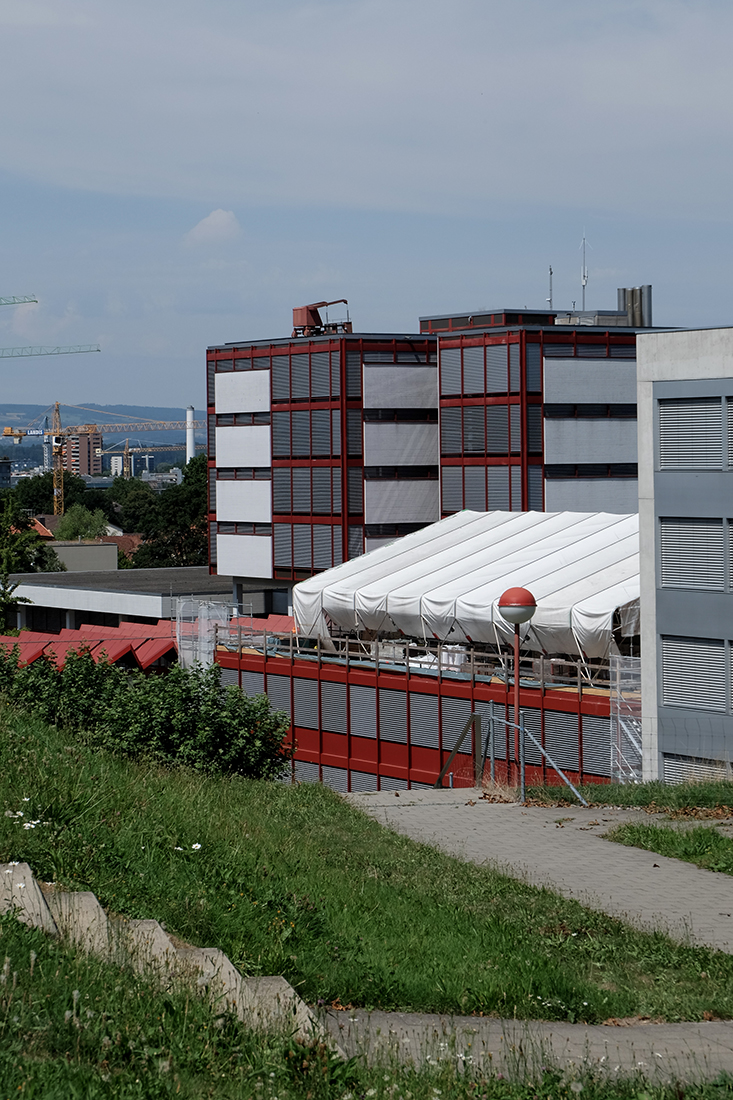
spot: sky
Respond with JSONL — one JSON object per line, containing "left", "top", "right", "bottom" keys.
{"left": 0, "top": 0, "right": 732, "bottom": 408}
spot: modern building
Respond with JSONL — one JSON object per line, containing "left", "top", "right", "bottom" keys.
{"left": 63, "top": 430, "right": 103, "bottom": 476}
{"left": 207, "top": 308, "right": 437, "bottom": 600}
{"left": 637, "top": 327, "right": 733, "bottom": 782}
{"left": 208, "top": 290, "right": 656, "bottom": 604}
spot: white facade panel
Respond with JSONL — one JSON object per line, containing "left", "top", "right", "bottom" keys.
{"left": 543, "top": 359, "right": 637, "bottom": 404}
{"left": 216, "top": 480, "right": 272, "bottom": 523}
{"left": 363, "top": 366, "right": 437, "bottom": 409}
{"left": 215, "top": 426, "right": 271, "bottom": 468}
{"left": 215, "top": 371, "right": 271, "bottom": 413}
{"left": 364, "top": 480, "right": 439, "bottom": 524}
{"left": 216, "top": 534, "right": 273, "bottom": 579}
{"left": 363, "top": 423, "right": 438, "bottom": 466}
{"left": 544, "top": 419, "right": 637, "bottom": 464}
{"left": 544, "top": 478, "right": 639, "bottom": 513}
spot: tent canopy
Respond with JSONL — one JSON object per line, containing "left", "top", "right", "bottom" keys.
{"left": 293, "top": 511, "right": 640, "bottom": 659}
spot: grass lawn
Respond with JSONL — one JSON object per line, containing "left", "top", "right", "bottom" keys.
{"left": 4, "top": 712, "right": 733, "bottom": 1024}
{"left": 608, "top": 822, "right": 733, "bottom": 876}
{"left": 526, "top": 779, "right": 733, "bottom": 813}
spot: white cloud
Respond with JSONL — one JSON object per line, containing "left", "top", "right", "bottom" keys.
{"left": 184, "top": 209, "right": 241, "bottom": 246}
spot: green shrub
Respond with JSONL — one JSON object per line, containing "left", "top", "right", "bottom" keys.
{"left": 0, "top": 646, "right": 291, "bottom": 780}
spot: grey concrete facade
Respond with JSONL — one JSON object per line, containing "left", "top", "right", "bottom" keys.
{"left": 637, "top": 328, "right": 733, "bottom": 781}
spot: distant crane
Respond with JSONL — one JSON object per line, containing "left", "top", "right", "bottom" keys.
{"left": 3, "top": 404, "right": 206, "bottom": 513}
{"left": 0, "top": 292, "right": 100, "bottom": 358}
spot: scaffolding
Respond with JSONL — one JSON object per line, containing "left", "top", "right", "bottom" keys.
{"left": 610, "top": 655, "right": 642, "bottom": 783}
{"left": 175, "top": 598, "right": 233, "bottom": 669}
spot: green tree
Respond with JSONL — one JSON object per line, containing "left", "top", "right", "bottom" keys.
{"left": 106, "top": 477, "right": 158, "bottom": 533}
{"left": 0, "top": 496, "right": 64, "bottom": 574}
{"left": 0, "top": 574, "right": 30, "bottom": 633}
{"left": 55, "top": 502, "right": 108, "bottom": 540}
{"left": 132, "top": 455, "right": 207, "bottom": 568}
{"left": 12, "top": 471, "right": 88, "bottom": 516}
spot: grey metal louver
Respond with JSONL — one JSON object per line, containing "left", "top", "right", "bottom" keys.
{"left": 293, "top": 677, "right": 319, "bottom": 728}
{"left": 581, "top": 714, "right": 612, "bottom": 777}
{"left": 350, "top": 684, "right": 377, "bottom": 738}
{"left": 661, "top": 636, "right": 726, "bottom": 711}
{"left": 441, "top": 466, "right": 463, "bottom": 513}
{"left": 439, "top": 347, "right": 461, "bottom": 395}
{"left": 463, "top": 346, "right": 484, "bottom": 395}
{"left": 543, "top": 710, "right": 579, "bottom": 770}
{"left": 659, "top": 518, "right": 724, "bottom": 590}
{"left": 379, "top": 688, "right": 407, "bottom": 743}
{"left": 266, "top": 673, "right": 292, "bottom": 718}
{"left": 409, "top": 693, "right": 439, "bottom": 748}
{"left": 321, "top": 680, "right": 347, "bottom": 733}
{"left": 658, "top": 398, "right": 723, "bottom": 469}
{"left": 241, "top": 670, "right": 265, "bottom": 696}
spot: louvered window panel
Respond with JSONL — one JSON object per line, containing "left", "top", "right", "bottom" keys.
{"left": 350, "top": 770, "right": 379, "bottom": 791}
{"left": 527, "top": 466, "right": 543, "bottom": 510}
{"left": 209, "top": 521, "right": 217, "bottom": 565}
{"left": 380, "top": 775, "right": 408, "bottom": 790}
{"left": 350, "top": 684, "right": 377, "bottom": 738}
{"left": 332, "top": 468, "right": 342, "bottom": 512}
{"left": 463, "top": 346, "right": 484, "bottom": 395}
{"left": 658, "top": 398, "right": 723, "bottom": 469}
{"left": 321, "top": 680, "right": 347, "bottom": 733}
{"left": 441, "top": 466, "right": 463, "bottom": 513}
{"left": 661, "top": 636, "right": 726, "bottom": 711}
{"left": 311, "top": 409, "right": 331, "bottom": 456}
{"left": 581, "top": 715, "right": 611, "bottom": 777}
{"left": 266, "top": 673, "right": 292, "bottom": 718}
{"left": 241, "top": 670, "right": 265, "bottom": 696}
{"left": 347, "top": 409, "right": 362, "bottom": 456}
{"left": 520, "top": 708, "right": 542, "bottom": 766}
{"left": 486, "top": 406, "right": 508, "bottom": 454}
{"left": 379, "top": 688, "right": 407, "bottom": 743}
{"left": 294, "top": 759, "right": 320, "bottom": 783}
{"left": 474, "top": 700, "right": 506, "bottom": 760}
{"left": 310, "top": 352, "right": 330, "bottom": 399}
{"left": 292, "top": 468, "right": 311, "bottom": 513}
{"left": 526, "top": 345, "right": 542, "bottom": 392}
{"left": 322, "top": 765, "right": 348, "bottom": 792}
{"left": 440, "top": 347, "right": 461, "bottom": 395}
{"left": 271, "top": 355, "right": 290, "bottom": 400}
{"left": 348, "top": 525, "right": 363, "bottom": 559}
{"left": 311, "top": 467, "right": 331, "bottom": 513}
{"left": 219, "top": 667, "right": 238, "bottom": 688}
{"left": 509, "top": 344, "right": 520, "bottom": 392}
{"left": 463, "top": 406, "right": 485, "bottom": 454}
{"left": 663, "top": 753, "right": 729, "bottom": 784}
{"left": 273, "top": 524, "right": 292, "bottom": 566}
{"left": 291, "top": 411, "right": 310, "bottom": 457}
{"left": 486, "top": 345, "right": 507, "bottom": 392}
{"left": 208, "top": 414, "right": 216, "bottom": 459}
{"left": 208, "top": 468, "right": 217, "bottom": 512}
{"left": 526, "top": 406, "right": 542, "bottom": 453}
{"left": 544, "top": 344, "right": 573, "bottom": 357}
{"left": 348, "top": 467, "right": 363, "bottom": 513}
{"left": 313, "top": 525, "right": 333, "bottom": 569}
{"left": 294, "top": 677, "right": 319, "bottom": 728}
{"left": 440, "top": 407, "right": 462, "bottom": 455}
{"left": 292, "top": 524, "right": 312, "bottom": 568}
{"left": 660, "top": 518, "right": 724, "bottom": 590}
{"left": 272, "top": 468, "right": 292, "bottom": 513}
{"left": 409, "top": 693, "right": 439, "bottom": 748}
{"left": 487, "top": 467, "right": 510, "bottom": 510}
{"left": 510, "top": 465, "right": 522, "bottom": 511}
{"left": 464, "top": 466, "right": 486, "bottom": 510}
{"left": 346, "top": 351, "right": 362, "bottom": 397}
{"left": 272, "top": 412, "right": 290, "bottom": 457}
{"left": 333, "top": 527, "right": 343, "bottom": 565}
{"left": 290, "top": 354, "right": 309, "bottom": 400}
{"left": 441, "top": 696, "right": 473, "bottom": 755}
{"left": 207, "top": 361, "right": 216, "bottom": 405}
{"left": 577, "top": 345, "right": 606, "bottom": 358}
{"left": 510, "top": 404, "right": 522, "bottom": 454}
{"left": 330, "top": 350, "right": 341, "bottom": 397}
{"left": 543, "top": 710, "right": 579, "bottom": 771}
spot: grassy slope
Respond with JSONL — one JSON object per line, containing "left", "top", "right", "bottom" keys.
{"left": 609, "top": 822, "right": 733, "bottom": 875}
{"left": 527, "top": 779, "right": 733, "bottom": 812}
{"left": 3, "top": 713, "right": 733, "bottom": 1023}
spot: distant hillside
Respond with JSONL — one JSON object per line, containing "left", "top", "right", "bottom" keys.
{"left": 0, "top": 404, "right": 206, "bottom": 446}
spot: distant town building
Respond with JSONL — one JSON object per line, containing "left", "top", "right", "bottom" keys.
{"left": 62, "top": 430, "right": 103, "bottom": 477}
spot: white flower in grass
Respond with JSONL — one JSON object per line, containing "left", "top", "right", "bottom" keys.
{"left": 22, "top": 798, "right": 29, "bottom": 802}
{"left": 192, "top": 843, "right": 201, "bottom": 850}
{"left": 174, "top": 847, "right": 183, "bottom": 851}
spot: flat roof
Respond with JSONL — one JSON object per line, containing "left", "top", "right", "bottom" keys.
{"left": 9, "top": 566, "right": 231, "bottom": 597}
{"left": 208, "top": 333, "right": 431, "bottom": 351}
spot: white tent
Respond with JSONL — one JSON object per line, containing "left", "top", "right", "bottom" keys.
{"left": 293, "top": 511, "right": 640, "bottom": 659}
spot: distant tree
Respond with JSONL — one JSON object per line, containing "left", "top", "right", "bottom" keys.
{"left": 0, "top": 496, "right": 65, "bottom": 574}
{"left": 55, "top": 502, "right": 108, "bottom": 540}
{"left": 12, "top": 471, "right": 88, "bottom": 516}
{"left": 132, "top": 454, "right": 207, "bottom": 568}
{"left": 0, "top": 573, "right": 30, "bottom": 634}
{"left": 106, "top": 477, "right": 158, "bottom": 533}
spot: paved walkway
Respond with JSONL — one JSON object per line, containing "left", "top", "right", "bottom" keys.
{"left": 331, "top": 790, "right": 733, "bottom": 1081}
{"left": 347, "top": 790, "right": 733, "bottom": 952}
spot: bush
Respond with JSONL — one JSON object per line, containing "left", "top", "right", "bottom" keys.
{"left": 0, "top": 647, "right": 292, "bottom": 780}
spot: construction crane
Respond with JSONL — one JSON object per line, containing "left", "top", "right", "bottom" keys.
{"left": 292, "top": 299, "right": 352, "bottom": 337}
{"left": 102, "top": 439, "right": 206, "bottom": 476}
{"left": 0, "top": 294, "right": 100, "bottom": 358}
{"left": 3, "top": 404, "right": 206, "bottom": 513}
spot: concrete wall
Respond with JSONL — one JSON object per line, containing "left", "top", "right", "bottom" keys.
{"left": 52, "top": 542, "right": 118, "bottom": 572}
{"left": 216, "top": 534, "right": 273, "bottom": 579}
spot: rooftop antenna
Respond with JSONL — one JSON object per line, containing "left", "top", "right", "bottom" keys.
{"left": 579, "top": 232, "right": 591, "bottom": 311}
{"left": 546, "top": 265, "right": 553, "bottom": 310}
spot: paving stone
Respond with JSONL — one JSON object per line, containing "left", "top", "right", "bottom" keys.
{"left": 0, "top": 862, "right": 57, "bottom": 935}
{"left": 46, "top": 890, "right": 110, "bottom": 955}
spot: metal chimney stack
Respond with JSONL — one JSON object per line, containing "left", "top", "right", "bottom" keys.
{"left": 617, "top": 285, "right": 652, "bottom": 327}
{"left": 186, "top": 405, "right": 195, "bottom": 465}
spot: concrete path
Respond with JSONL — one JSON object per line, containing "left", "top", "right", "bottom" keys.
{"left": 324, "top": 1008, "right": 733, "bottom": 1082}
{"left": 347, "top": 790, "right": 733, "bottom": 952}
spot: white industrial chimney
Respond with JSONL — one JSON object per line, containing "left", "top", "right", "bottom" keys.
{"left": 186, "top": 405, "right": 195, "bottom": 465}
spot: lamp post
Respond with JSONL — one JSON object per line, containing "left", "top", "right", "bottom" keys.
{"left": 498, "top": 587, "right": 536, "bottom": 788}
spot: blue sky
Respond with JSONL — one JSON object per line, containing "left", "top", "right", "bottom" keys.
{"left": 0, "top": 0, "right": 732, "bottom": 407}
